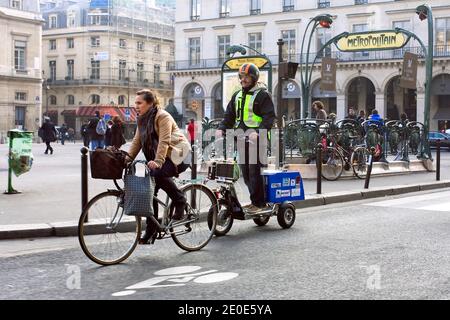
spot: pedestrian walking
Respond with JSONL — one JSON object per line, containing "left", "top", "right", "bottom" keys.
{"left": 87, "top": 111, "right": 106, "bottom": 150}
{"left": 40, "top": 117, "right": 57, "bottom": 155}
{"left": 60, "top": 123, "right": 68, "bottom": 145}
{"left": 105, "top": 120, "right": 113, "bottom": 147}
{"left": 187, "top": 118, "right": 196, "bottom": 146}
{"left": 81, "top": 121, "right": 90, "bottom": 147}
{"left": 111, "top": 116, "right": 126, "bottom": 149}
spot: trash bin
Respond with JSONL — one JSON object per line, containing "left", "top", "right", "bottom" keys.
{"left": 5, "top": 129, "right": 34, "bottom": 194}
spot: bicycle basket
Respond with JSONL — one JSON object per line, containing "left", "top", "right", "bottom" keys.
{"left": 90, "top": 149, "right": 127, "bottom": 180}
{"left": 208, "top": 160, "right": 240, "bottom": 182}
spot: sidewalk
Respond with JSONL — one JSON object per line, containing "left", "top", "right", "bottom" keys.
{"left": 1, "top": 142, "right": 449, "bottom": 239}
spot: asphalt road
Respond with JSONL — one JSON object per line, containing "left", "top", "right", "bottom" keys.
{"left": 1, "top": 189, "right": 449, "bottom": 300}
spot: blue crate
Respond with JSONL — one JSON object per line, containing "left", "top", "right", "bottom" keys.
{"left": 263, "top": 170, "right": 305, "bottom": 203}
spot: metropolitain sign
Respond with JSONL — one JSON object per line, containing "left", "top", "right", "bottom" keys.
{"left": 336, "top": 31, "right": 407, "bottom": 52}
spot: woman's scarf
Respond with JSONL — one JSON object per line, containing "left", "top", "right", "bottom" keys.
{"left": 137, "top": 107, "right": 159, "bottom": 161}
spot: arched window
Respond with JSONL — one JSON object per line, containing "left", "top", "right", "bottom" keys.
{"left": 90, "top": 94, "right": 100, "bottom": 104}
{"left": 67, "top": 95, "right": 75, "bottom": 105}
{"left": 118, "top": 95, "right": 126, "bottom": 105}
{"left": 49, "top": 95, "right": 57, "bottom": 105}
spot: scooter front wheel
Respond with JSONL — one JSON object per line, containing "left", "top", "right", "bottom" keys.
{"left": 277, "top": 204, "right": 296, "bottom": 229}
{"left": 211, "top": 202, "right": 233, "bottom": 237}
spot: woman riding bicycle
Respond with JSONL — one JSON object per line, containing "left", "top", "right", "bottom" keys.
{"left": 127, "top": 89, "right": 191, "bottom": 245}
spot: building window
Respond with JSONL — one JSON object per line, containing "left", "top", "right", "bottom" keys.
{"left": 49, "top": 95, "right": 57, "bottom": 105}
{"left": 49, "top": 15, "right": 58, "bottom": 29}
{"left": 10, "top": 0, "right": 22, "bottom": 9}
{"left": 250, "top": 0, "right": 261, "bottom": 15}
{"left": 353, "top": 24, "right": 369, "bottom": 58}
{"left": 49, "top": 61, "right": 56, "bottom": 81}
{"left": 67, "top": 95, "right": 75, "bottom": 105}
{"left": 190, "top": 0, "right": 200, "bottom": 21}
{"left": 170, "top": 46, "right": 175, "bottom": 56}
{"left": 119, "top": 60, "right": 127, "bottom": 80}
{"left": 67, "top": 60, "right": 74, "bottom": 80}
{"left": 189, "top": 37, "right": 201, "bottom": 66}
{"left": 219, "top": 0, "right": 230, "bottom": 18}
{"left": 67, "top": 38, "right": 74, "bottom": 49}
{"left": 248, "top": 32, "right": 262, "bottom": 54}
{"left": 14, "top": 40, "right": 26, "bottom": 71}
{"left": 15, "top": 92, "right": 27, "bottom": 101}
{"left": 281, "top": 30, "right": 296, "bottom": 60}
{"left": 316, "top": 27, "right": 332, "bottom": 58}
{"left": 137, "top": 62, "right": 144, "bottom": 82}
{"left": 90, "top": 59, "right": 100, "bottom": 79}
{"left": 218, "top": 35, "right": 231, "bottom": 63}
{"left": 119, "top": 39, "right": 127, "bottom": 49}
{"left": 355, "top": 0, "right": 367, "bottom": 4}
{"left": 137, "top": 41, "right": 144, "bottom": 51}
{"left": 118, "top": 95, "right": 126, "bottom": 105}
{"left": 436, "top": 17, "right": 450, "bottom": 56}
{"left": 15, "top": 106, "right": 25, "bottom": 129}
{"left": 49, "top": 39, "right": 56, "bottom": 50}
{"left": 283, "top": 0, "right": 294, "bottom": 12}
{"left": 67, "top": 12, "right": 76, "bottom": 27}
{"left": 90, "top": 14, "right": 101, "bottom": 25}
{"left": 318, "top": 0, "right": 330, "bottom": 8}
{"left": 154, "top": 64, "right": 161, "bottom": 85}
{"left": 154, "top": 44, "right": 161, "bottom": 53}
{"left": 90, "top": 36, "right": 100, "bottom": 47}
{"left": 90, "top": 94, "right": 100, "bottom": 105}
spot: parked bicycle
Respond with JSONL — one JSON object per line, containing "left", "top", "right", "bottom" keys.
{"left": 78, "top": 160, "right": 218, "bottom": 266}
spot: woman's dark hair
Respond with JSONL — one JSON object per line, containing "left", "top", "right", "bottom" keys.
{"left": 312, "top": 101, "right": 324, "bottom": 110}
{"left": 136, "top": 89, "right": 161, "bottom": 109}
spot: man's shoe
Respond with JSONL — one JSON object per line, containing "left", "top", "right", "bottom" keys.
{"left": 242, "top": 203, "right": 254, "bottom": 210}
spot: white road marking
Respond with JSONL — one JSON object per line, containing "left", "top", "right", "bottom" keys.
{"left": 365, "top": 191, "right": 450, "bottom": 208}
{"left": 193, "top": 272, "right": 239, "bottom": 284}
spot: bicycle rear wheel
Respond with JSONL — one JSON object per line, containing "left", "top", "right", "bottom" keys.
{"left": 171, "top": 184, "right": 218, "bottom": 252}
{"left": 78, "top": 190, "right": 141, "bottom": 266}
{"left": 321, "top": 147, "right": 344, "bottom": 181}
{"left": 351, "top": 147, "right": 370, "bottom": 179}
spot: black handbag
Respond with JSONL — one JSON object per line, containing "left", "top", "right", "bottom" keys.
{"left": 90, "top": 149, "right": 128, "bottom": 180}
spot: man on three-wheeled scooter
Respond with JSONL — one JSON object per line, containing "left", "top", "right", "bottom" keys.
{"left": 210, "top": 63, "right": 302, "bottom": 235}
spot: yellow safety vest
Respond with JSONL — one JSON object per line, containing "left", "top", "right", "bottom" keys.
{"left": 235, "top": 89, "right": 263, "bottom": 128}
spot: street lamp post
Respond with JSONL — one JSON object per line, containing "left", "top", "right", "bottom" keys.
{"left": 416, "top": 4, "right": 433, "bottom": 160}
{"left": 299, "top": 14, "right": 333, "bottom": 119}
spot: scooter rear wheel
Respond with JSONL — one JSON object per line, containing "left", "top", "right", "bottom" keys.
{"left": 277, "top": 205, "right": 296, "bottom": 229}
{"left": 253, "top": 216, "right": 270, "bottom": 226}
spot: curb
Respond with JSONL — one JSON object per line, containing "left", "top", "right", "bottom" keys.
{"left": 1, "top": 181, "right": 450, "bottom": 240}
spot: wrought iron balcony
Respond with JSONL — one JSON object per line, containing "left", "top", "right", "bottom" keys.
{"left": 318, "top": 1, "right": 330, "bottom": 8}
{"left": 167, "top": 45, "right": 450, "bottom": 71}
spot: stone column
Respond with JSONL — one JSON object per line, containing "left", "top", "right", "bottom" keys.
{"left": 336, "top": 92, "right": 346, "bottom": 120}
{"left": 375, "top": 91, "right": 385, "bottom": 119}
{"left": 416, "top": 90, "right": 425, "bottom": 124}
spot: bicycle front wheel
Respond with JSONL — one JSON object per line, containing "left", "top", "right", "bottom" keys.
{"left": 171, "top": 184, "right": 218, "bottom": 252}
{"left": 321, "top": 147, "right": 344, "bottom": 181}
{"left": 351, "top": 147, "right": 370, "bottom": 179}
{"left": 78, "top": 191, "right": 141, "bottom": 266}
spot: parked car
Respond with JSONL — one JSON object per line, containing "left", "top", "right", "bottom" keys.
{"left": 428, "top": 132, "right": 450, "bottom": 150}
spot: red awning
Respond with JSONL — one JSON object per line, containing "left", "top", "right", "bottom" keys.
{"left": 61, "top": 110, "right": 76, "bottom": 116}
{"left": 76, "top": 106, "right": 122, "bottom": 118}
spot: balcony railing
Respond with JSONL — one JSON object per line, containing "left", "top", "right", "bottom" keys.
{"left": 355, "top": 0, "right": 368, "bottom": 4}
{"left": 167, "top": 45, "right": 450, "bottom": 71}
{"left": 48, "top": 76, "right": 173, "bottom": 90}
{"left": 250, "top": 9, "right": 261, "bottom": 15}
{"left": 283, "top": 5, "right": 295, "bottom": 12}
